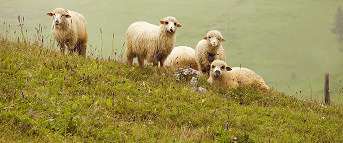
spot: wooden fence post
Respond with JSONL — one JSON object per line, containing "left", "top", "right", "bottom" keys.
{"left": 325, "top": 73, "right": 330, "bottom": 105}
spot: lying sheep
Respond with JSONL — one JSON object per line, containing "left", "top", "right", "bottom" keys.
{"left": 195, "top": 30, "right": 226, "bottom": 74}
{"left": 47, "top": 8, "right": 88, "bottom": 56}
{"left": 126, "top": 16, "right": 182, "bottom": 67}
{"left": 208, "top": 60, "right": 270, "bottom": 93}
{"left": 164, "top": 46, "right": 198, "bottom": 70}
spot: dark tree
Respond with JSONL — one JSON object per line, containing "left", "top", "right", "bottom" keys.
{"left": 332, "top": 6, "right": 343, "bottom": 40}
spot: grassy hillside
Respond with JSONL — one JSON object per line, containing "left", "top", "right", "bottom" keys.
{"left": 1, "top": 36, "right": 343, "bottom": 142}
{"left": 1, "top": 0, "right": 343, "bottom": 103}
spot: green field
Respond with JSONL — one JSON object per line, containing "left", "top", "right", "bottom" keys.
{"left": 1, "top": 0, "right": 343, "bottom": 103}
{"left": 1, "top": 38, "right": 343, "bottom": 142}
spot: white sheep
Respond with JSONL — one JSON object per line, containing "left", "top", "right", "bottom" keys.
{"left": 125, "top": 16, "right": 182, "bottom": 67}
{"left": 164, "top": 46, "right": 198, "bottom": 70}
{"left": 207, "top": 60, "right": 270, "bottom": 93}
{"left": 47, "top": 8, "right": 88, "bottom": 56}
{"left": 195, "top": 30, "right": 226, "bottom": 74}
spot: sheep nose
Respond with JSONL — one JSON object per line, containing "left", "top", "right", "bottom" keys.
{"left": 215, "top": 70, "right": 220, "bottom": 75}
{"left": 170, "top": 28, "right": 174, "bottom": 33}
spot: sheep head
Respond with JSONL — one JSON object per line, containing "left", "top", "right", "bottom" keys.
{"left": 160, "top": 16, "right": 182, "bottom": 34}
{"left": 47, "top": 8, "right": 71, "bottom": 27}
{"left": 210, "top": 60, "right": 232, "bottom": 78}
{"left": 203, "top": 30, "right": 226, "bottom": 48}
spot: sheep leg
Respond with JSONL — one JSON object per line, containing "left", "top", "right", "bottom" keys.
{"left": 79, "top": 43, "right": 87, "bottom": 56}
{"left": 125, "top": 46, "right": 134, "bottom": 66}
{"left": 126, "top": 53, "right": 134, "bottom": 66}
{"left": 159, "top": 55, "right": 169, "bottom": 67}
{"left": 74, "top": 44, "right": 79, "bottom": 54}
{"left": 59, "top": 43, "right": 66, "bottom": 55}
{"left": 77, "top": 40, "right": 87, "bottom": 56}
{"left": 153, "top": 62, "right": 158, "bottom": 67}
{"left": 138, "top": 56, "right": 144, "bottom": 67}
{"left": 66, "top": 41, "right": 76, "bottom": 55}
{"left": 159, "top": 60, "right": 164, "bottom": 67}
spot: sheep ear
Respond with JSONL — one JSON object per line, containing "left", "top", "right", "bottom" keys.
{"left": 221, "top": 38, "right": 226, "bottom": 42}
{"left": 177, "top": 23, "right": 182, "bottom": 27}
{"left": 226, "top": 67, "right": 232, "bottom": 71}
{"left": 160, "top": 20, "right": 165, "bottom": 24}
{"left": 203, "top": 37, "right": 208, "bottom": 40}
{"left": 47, "top": 13, "right": 54, "bottom": 16}
{"left": 65, "top": 14, "right": 71, "bottom": 18}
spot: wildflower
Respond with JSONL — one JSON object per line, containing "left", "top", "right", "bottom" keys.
{"left": 17, "top": 15, "right": 20, "bottom": 22}
{"left": 152, "top": 115, "right": 155, "bottom": 119}
{"left": 18, "top": 68, "right": 21, "bottom": 70}
{"left": 225, "top": 123, "right": 229, "bottom": 130}
{"left": 21, "top": 91, "right": 25, "bottom": 99}
{"left": 41, "top": 38, "right": 44, "bottom": 44}
{"left": 43, "top": 80, "right": 45, "bottom": 86}
{"left": 22, "top": 125, "right": 26, "bottom": 129}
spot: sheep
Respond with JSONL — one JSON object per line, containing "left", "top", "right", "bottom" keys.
{"left": 195, "top": 30, "right": 226, "bottom": 74}
{"left": 125, "top": 16, "right": 182, "bottom": 67}
{"left": 164, "top": 46, "right": 198, "bottom": 70}
{"left": 47, "top": 8, "right": 88, "bottom": 56}
{"left": 207, "top": 60, "right": 270, "bottom": 93}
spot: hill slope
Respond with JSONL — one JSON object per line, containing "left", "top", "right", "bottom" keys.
{"left": 0, "top": 39, "right": 342, "bottom": 142}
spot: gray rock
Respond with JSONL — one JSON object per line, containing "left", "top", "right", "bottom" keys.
{"left": 173, "top": 68, "right": 208, "bottom": 94}
{"left": 197, "top": 87, "right": 208, "bottom": 94}
{"left": 174, "top": 68, "right": 200, "bottom": 82}
{"left": 190, "top": 77, "right": 198, "bottom": 87}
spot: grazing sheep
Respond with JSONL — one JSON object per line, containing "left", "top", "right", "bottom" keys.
{"left": 47, "top": 8, "right": 88, "bottom": 56}
{"left": 208, "top": 60, "right": 270, "bottom": 93}
{"left": 164, "top": 46, "right": 198, "bottom": 70}
{"left": 126, "top": 16, "right": 182, "bottom": 67}
{"left": 195, "top": 30, "right": 226, "bottom": 74}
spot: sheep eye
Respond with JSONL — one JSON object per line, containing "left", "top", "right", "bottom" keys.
{"left": 208, "top": 36, "right": 211, "bottom": 39}
{"left": 174, "top": 23, "right": 176, "bottom": 26}
{"left": 62, "top": 14, "right": 64, "bottom": 17}
{"left": 165, "top": 21, "right": 169, "bottom": 25}
{"left": 221, "top": 66, "right": 225, "bottom": 69}
{"left": 211, "top": 65, "right": 215, "bottom": 69}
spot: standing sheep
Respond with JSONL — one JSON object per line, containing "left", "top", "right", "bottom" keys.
{"left": 126, "top": 16, "right": 182, "bottom": 67}
{"left": 195, "top": 30, "right": 226, "bottom": 74}
{"left": 47, "top": 8, "right": 88, "bottom": 56}
{"left": 164, "top": 46, "right": 198, "bottom": 70}
{"left": 207, "top": 60, "right": 270, "bottom": 93}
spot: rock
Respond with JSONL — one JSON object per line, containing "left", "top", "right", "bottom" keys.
{"left": 174, "top": 68, "right": 208, "bottom": 94}
{"left": 190, "top": 77, "right": 198, "bottom": 87}
{"left": 174, "top": 68, "right": 200, "bottom": 82}
{"left": 197, "top": 87, "right": 207, "bottom": 94}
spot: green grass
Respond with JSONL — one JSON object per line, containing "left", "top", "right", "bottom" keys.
{"left": 1, "top": 36, "right": 343, "bottom": 142}
{"left": 1, "top": 0, "right": 343, "bottom": 103}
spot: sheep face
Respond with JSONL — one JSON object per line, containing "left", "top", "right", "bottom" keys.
{"left": 203, "top": 30, "right": 226, "bottom": 47}
{"left": 160, "top": 16, "right": 182, "bottom": 34}
{"left": 210, "top": 60, "right": 232, "bottom": 78}
{"left": 47, "top": 8, "right": 71, "bottom": 27}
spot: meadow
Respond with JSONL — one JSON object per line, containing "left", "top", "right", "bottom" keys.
{"left": 1, "top": 0, "right": 343, "bottom": 103}
{"left": 1, "top": 0, "right": 343, "bottom": 141}
{"left": 0, "top": 36, "right": 342, "bottom": 142}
